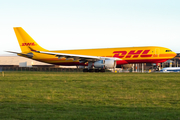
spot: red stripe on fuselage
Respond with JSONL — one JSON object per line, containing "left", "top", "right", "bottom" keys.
{"left": 124, "top": 59, "right": 168, "bottom": 64}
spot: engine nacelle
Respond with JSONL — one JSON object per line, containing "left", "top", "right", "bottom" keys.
{"left": 94, "top": 59, "right": 116, "bottom": 69}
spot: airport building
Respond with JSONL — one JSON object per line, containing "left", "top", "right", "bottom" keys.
{"left": 0, "top": 55, "right": 52, "bottom": 67}
{"left": 171, "top": 53, "right": 180, "bottom": 67}
{"left": 0, "top": 55, "right": 77, "bottom": 72}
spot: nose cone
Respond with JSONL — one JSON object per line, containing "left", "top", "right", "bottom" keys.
{"left": 172, "top": 52, "right": 177, "bottom": 58}
{"left": 163, "top": 51, "right": 177, "bottom": 59}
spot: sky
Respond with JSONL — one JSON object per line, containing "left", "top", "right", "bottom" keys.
{"left": 0, "top": 0, "right": 180, "bottom": 55}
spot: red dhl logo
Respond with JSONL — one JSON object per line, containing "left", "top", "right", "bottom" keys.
{"left": 113, "top": 50, "right": 152, "bottom": 58}
{"left": 21, "top": 43, "right": 36, "bottom": 46}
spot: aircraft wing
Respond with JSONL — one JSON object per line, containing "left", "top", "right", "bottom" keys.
{"left": 6, "top": 51, "right": 33, "bottom": 58}
{"left": 33, "top": 50, "right": 121, "bottom": 62}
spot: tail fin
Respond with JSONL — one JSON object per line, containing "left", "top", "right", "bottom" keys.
{"left": 13, "top": 27, "right": 47, "bottom": 53}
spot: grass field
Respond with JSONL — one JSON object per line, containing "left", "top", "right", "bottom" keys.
{"left": 0, "top": 72, "right": 180, "bottom": 120}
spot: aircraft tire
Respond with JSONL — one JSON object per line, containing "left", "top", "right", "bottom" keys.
{"left": 100, "top": 69, "right": 105, "bottom": 72}
{"left": 83, "top": 69, "right": 88, "bottom": 72}
{"left": 89, "top": 69, "right": 94, "bottom": 72}
{"left": 95, "top": 69, "right": 99, "bottom": 72}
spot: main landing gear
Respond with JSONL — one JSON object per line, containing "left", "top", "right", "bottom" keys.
{"left": 83, "top": 69, "right": 105, "bottom": 72}
{"left": 154, "top": 63, "right": 160, "bottom": 71}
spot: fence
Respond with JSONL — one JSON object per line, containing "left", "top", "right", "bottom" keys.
{"left": 1, "top": 67, "right": 83, "bottom": 72}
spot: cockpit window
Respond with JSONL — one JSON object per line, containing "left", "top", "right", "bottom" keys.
{"left": 166, "top": 50, "right": 172, "bottom": 52}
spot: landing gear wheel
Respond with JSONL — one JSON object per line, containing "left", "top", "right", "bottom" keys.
{"left": 83, "top": 69, "right": 88, "bottom": 72}
{"left": 95, "top": 69, "right": 99, "bottom": 72}
{"left": 89, "top": 69, "right": 94, "bottom": 72}
{"left": 155, "top": 66, "right": 159, "bottom": 71}
{"left": 100, "top": 69, "right": 105, "bottom": 72}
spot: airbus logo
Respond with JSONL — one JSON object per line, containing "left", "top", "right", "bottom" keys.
{"left": 21, "top": 43, "right": 36, "bottom": 46}
{"left": 113, "top": 50, "right": 152, "bottom": 58}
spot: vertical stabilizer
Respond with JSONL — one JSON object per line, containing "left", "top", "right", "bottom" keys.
{"left": 13, "top": 27, "right": 47, "bottom": 53}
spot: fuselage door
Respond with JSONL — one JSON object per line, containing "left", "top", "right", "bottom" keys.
{"left": 155, "top": 48, "right": 160, "bottom": 57}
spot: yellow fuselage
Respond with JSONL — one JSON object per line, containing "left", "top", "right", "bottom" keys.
{"left": 26, "top": 46, "right": 176, "bottom": 66}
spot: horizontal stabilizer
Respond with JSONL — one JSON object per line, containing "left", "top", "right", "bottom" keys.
{"left": 6, "top": 51, "right": 33, "bottom": 58}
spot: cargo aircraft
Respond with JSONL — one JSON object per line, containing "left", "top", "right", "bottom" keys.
{"left": 7, "top": 27, "right": 177, "bottom": 72}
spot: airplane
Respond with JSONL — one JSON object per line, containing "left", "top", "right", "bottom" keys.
{"left": 7, "top": 27, "right": 177, "bottom": 72}
{"left": 160, "top": 67, "right": 180, "bottom": 72}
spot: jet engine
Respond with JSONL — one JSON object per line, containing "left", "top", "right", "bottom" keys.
{"left": 94, "top": 59, "right": 116, "bottom": 69}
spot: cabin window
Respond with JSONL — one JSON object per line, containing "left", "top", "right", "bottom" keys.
{"left": 166, "top": 50, "right": 172, "bottom": 52}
